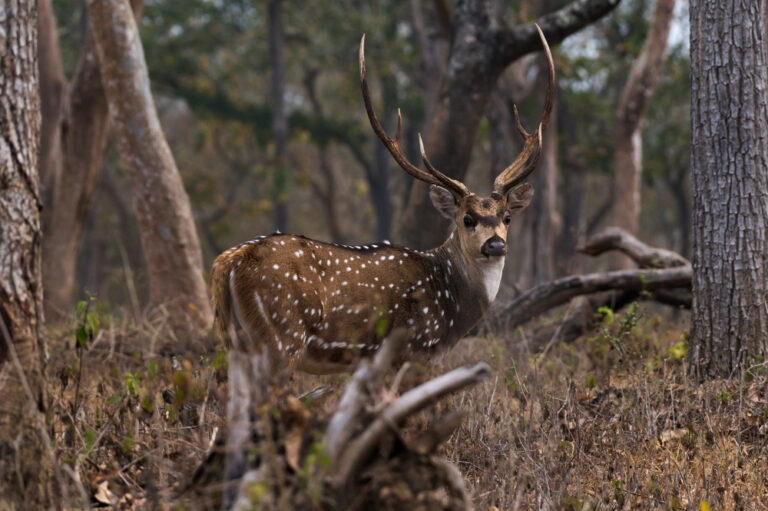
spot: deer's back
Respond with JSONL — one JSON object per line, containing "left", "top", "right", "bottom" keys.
{"left": 210, "top": 234, "right": 463, "bottom": 373}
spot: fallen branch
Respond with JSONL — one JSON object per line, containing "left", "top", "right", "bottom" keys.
{"left": 224, "top": 351, "right": 271, "bottom": 509}
{"left": 488, "top": 227, "right": 693, "bottom": 336}
{"left": 498, "top": 266, "right": 691, "bottom": 330}
{"left": 332, "top": 362, "right": 491, "bottom": 489}
{"left": 578, "top": 227, "right": 689, "bottom": 268}
{"left": 325, "top": 330, "right": 406, "bottom": 465}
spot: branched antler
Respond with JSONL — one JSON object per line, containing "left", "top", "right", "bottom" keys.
{"left": 493, "top": 24, "right": 556, "bottom": 195}
{"left": 360, "top": 35, "right": 470, "bottom": 198}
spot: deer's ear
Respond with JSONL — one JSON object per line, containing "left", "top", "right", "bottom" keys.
{"left": 429, "top": 185, "right": 458, "bottom": 220}
{"left": 507, "top": 183, "right": 534, "bottom": 212}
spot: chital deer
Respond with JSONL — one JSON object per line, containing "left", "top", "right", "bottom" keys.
{"left": 210, "top": 26, "right": 554, "bottom": 374}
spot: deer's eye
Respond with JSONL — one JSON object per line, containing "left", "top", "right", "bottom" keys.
{"left": 503, "top": 214, "right": 512, "bottom": 225}
{"left": 463, "top": 215, "right": 476, "bottom": 228}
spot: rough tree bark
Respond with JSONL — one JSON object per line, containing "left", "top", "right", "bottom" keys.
{"left": 397, "top": 0, "right": 622, "bottom": 249}
{"left": 0, "top": 1, "right": 54, "bottom": 506}
{"left": 690, "top": 0, "right": 768, "bottom": 376}
{"left": 39, "top": 0, "right": 145, "bottom": 319}
{"left": 610, "top": 0, "right": 675, "bottom": 268}
{"left": 86, "top": 0, "right": 212, "bottom": 332}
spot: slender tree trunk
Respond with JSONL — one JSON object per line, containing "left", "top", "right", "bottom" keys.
{"left": 531, "top": 98, "right": 561, "bottom": 284}
{"left": 690, "top": 0, "right": 768, "bottom": 377}
{"left": 303, "top": 70, "right": 345, "bottom": 243}
{"left": 556, "top": 91, "right": 586, "bottom": 275}
{"left": 86, "top": 0, "right": 212, "bottom": 332}
{"left": 37, "top": 0, "right": 66, "bottom": 214}
{"left": 665, "top": 167, "right": 691, "bottom": 259}
{"left": 408, "top": 0, "right": 447, "bottom": 124}
{"left": 40, "top": 0, "right": 145, "bottom": 319}
{"left": 611, "top": 0, "right": 675, "bottom": 267}
{"left": 0, "top": 2, "right": 53, "bottom": 506}
{"left": 269, "top": 0, "right": 289, "bottom": 232}
{"left": 396, "top": 0, "right": 621, "bottom": 249}
{"left": 314, "top": 148, "right": 345, "bottom": 243}
{"left": 369, "top": 75, "right": 396, "bottom": 241}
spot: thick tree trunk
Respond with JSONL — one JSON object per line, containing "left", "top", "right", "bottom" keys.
{"left": 610, "top": 0, "right": 675, "bottom": 267}
{"left": 397, "top": 0, "right": 621, "bottom": 249}
{"left": 0, "top": 1, "right": 53, "bottom": 506}
{"left": 86, "top": 0, "right": 212, "bottom": 332}
{"left": 690, "top": 0, "right": 768, "bottom": 376}
{"left": 408, "top": 0, "right": 447, "bottom": 125}
{"left": 269, "top": 0, "right": 289, "bottom": 232}
{"left": 40, "top": 0, "right": 145, "bottom": 319}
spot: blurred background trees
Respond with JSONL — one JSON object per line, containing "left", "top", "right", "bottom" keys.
{"left": 40, "top": 0, "right": 691, "bottom": 321}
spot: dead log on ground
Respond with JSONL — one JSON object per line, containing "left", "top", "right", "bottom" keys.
{"left": 499, "top": 266, "right": 691, "bottom": 330}
{"left": 489, "top": 228, "right": 692, "bottom": 349}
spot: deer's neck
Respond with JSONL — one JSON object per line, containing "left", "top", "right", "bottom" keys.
{"left": 428, "top": 230, "right": 504, "bottom": 327}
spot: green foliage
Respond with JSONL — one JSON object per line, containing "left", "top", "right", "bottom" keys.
{"left": 124, "top": 372, "right": 142, "bottom": 398}
{"left": 374, "top": 309, "right": 389, "bottom": 339}
{"left": 717, "top": 389, "right": 732, "bottom": 403}
{"left": 74, "top": 296, "right": 102, "bottom": 349}
{"left": 667, "top": 340, "right": 688, "bottom": 360}
{"left": 299, "top": 436, "right": 330, "bottom": 502}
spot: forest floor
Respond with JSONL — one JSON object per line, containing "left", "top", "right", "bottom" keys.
{"left": 45, "top": 302, "right": 768, "bottom": 510}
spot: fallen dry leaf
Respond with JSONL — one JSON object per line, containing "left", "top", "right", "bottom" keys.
{"left": 94, "top": 480, "right": 117, "bottom": 506}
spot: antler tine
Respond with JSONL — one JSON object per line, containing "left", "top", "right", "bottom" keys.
{"left": 494, "top": 24, "right": 556, "bottom": 195}
{"left": 359, "top": 35, "right": 445, "bottom": 189}
{"left": 418, "top": 134, "right": 470, "bottom": 197}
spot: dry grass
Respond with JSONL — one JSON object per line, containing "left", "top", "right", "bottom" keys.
{"left": 43, "top": 302, "right": 768, "bottom": 509}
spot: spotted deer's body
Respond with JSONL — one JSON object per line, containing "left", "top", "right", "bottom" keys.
{"left": 211, "top": 27, "right": 555, "bottom": 374}
{"left": 211, "top": 232, "right": 496, "bottom": 373}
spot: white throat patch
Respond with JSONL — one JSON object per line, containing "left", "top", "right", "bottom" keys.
{"left": 477, "top": 257, "right": 505, "bottom": 302}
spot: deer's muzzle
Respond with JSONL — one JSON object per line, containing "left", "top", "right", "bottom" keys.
{"left": 481, "top": 235, "right": 507, "bottom": 257}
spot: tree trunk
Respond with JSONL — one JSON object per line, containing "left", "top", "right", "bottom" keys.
{"left": 37, "top": 0, "right": 66, "bottom": 215}
{"left": 408, "top": 0, "right": 447, "bottom": 125}
{"left": 530, "top": 84, "right": 560, "bottom": 284}
{"left": 0, "top": 1, "right": 53, "bottom": 506}
{"left": 690, "top": 0, "right": 768, "bottom": 376}
{"left": 269, "top": 0, "right": 289, "bottom": 232}
{"left": 369, "top": 75, "right": 397, "bottom": 241}
{"left": 610, "top": 0, "right": 675, "bottom": 268}
{"left": 303, "top": 70, "right": 346, "bottom": 243}
{"left": 556, "top": 92, "right": 586, "bottom": 275}
{"left": 40, "top": 0, "right": 145, "bottom": 320}
{"left": 86, "top": 0, "right": 212, "bottom": 333}
{"left": 396, "top": 0, "right": 622, "bottom": 249}
{"left": 666, "top": 166, "right": 691, "bottom": 259}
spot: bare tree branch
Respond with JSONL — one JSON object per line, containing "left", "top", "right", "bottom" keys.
{"left": 579, "top": 227, "right": 690, "bottom": 268}
{"left": 497, "top": 0, "right": 622, "bottom": 66}
{"left": 332, "top": 362, "right": 490, "bottom": 489}
{"left": 496, "top": 267, "right": 690, "bottom": 329}
{"left": 325, "top": 331, "right": 406, "bottom": 465}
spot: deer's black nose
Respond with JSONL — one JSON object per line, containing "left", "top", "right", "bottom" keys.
{"left": 481, "top": 235, "right": 506, "bottom": 257}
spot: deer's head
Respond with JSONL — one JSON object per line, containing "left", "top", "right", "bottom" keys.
{"left": 359, "top": 25, "right": 555, "bottom": 263}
